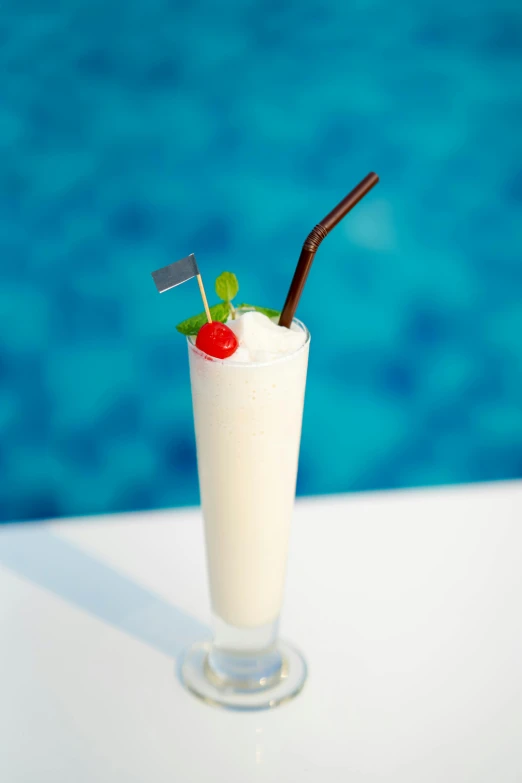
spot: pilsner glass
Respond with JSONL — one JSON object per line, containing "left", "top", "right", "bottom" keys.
{"left": 181, "top": 314, "right": 310, "bottom": 709}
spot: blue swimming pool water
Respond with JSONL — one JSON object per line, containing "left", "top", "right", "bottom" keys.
{"left": 1, "top": 0, "right": 522, "bottom": 522}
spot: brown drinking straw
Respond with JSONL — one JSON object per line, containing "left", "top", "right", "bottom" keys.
{"left": 279, "top": 172, "right": 379, "bottom": 328}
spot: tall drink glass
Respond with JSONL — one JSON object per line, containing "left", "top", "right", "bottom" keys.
{"left": 181, "top": 314, "right": 310, "bottom": 709}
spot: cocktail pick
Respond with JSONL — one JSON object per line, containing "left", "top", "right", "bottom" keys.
{"left": 279, "top": 173, "right": 379, "bottom": 328}
{"left": 151, "top": 253, "right": 212, "bottom": 323}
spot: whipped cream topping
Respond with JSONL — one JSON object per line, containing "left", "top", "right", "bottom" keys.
{"left": 225, "top": 311, "right": 306, "bottom": 363}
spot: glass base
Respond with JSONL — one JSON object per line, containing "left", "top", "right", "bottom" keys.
{"left": 181, "top": 639, "right": 307, "bottom": 710}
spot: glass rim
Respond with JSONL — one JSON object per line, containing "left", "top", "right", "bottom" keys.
{"left": 187, "top": 314, "right": 310, "bottom": 368}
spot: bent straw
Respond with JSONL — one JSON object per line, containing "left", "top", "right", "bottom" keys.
{"left": 279, "top": 172, "right": 379, "bottom": 328}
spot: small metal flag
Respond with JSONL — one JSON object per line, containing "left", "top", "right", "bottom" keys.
{"left": 151, "top": 252, "right": 212, "bottom": 323}
{"left": 151, "top": 253, "right": 200, "bottom": 294}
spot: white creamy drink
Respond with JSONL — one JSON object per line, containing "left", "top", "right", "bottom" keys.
{"left": 188, "top": 311, "right": 309, "bottom": 628}
{"left": 160, "top": 174, "right": 377, "bottom": 707}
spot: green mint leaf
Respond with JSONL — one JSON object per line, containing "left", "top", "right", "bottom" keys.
{"left": 176, "top": 302, "right": 230, "bottom": 335}
{"left": 215, "top": 271, "right": 239, "bottom": 302}
{"left": 237, "top": 303, "right": 281, "bottom": 319}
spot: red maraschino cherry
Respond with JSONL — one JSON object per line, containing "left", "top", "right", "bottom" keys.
{"left": 196, "top": 321, "right": 238, "bottom": 359}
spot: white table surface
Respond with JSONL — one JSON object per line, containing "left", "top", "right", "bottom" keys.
{"left": 1, "top": 481, "right": 521, "bottom": 783}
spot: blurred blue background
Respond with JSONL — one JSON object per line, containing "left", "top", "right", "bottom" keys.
{"left": 1, "top": 0, "right": 521, "bottom": 523}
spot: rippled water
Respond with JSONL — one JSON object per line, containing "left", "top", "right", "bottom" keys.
{"left": 1, "top": 0, "right": 521, "bottom": 521}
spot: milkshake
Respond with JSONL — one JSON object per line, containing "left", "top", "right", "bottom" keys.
{"left": 150, "top": 171, "right": 379, "bottom": 709}
{"left": 182, "top": 310, "right": 310, "bottom": 705}
{"left": 188, "top": 311, "right": 309, "bottom": 629}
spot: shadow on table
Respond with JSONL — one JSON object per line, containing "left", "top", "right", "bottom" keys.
{"left": 0, "top": 524, "right": 210, "bottom": 660}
